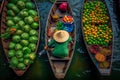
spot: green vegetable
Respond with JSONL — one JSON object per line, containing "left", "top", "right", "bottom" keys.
{"left": 17, "top": 63, "right": 26, "bottom": 70}
{"left": 23, "top": 47, "right": 31, "bottom": 54}
{"left": 15, "top": 30, "right": 23, "bottom": 35}
{"left": 28, "top": 43, "right": 36, "bottom": 51}
{"left": 7, "top": 10, "right": 15, "bottom": 16}
{"left": 15, "top": 43, "right": 22, "bottom": 50}
{"left": 19, "top": 9, "right": 29, "bottom": 17}
{"left": 29, "top": 36, "right": 38, "bottom": 43}
{"left": 23, "top": 25, "right": 31, "bottom": 32}
{"left": 12, "top": 35, "right": 21, "bottom": 43}
{"left": 9, "top": 42, "right": 16, "bottom": 49}
{"left": 8, "top": 50, "right": 15, "bottom": 58}
{"left": 9, "top": 57, "right": 19, "bottom": 67}
{"left": 13, "top": 16, "right": 21, "bottom": 23}
{"left": 16, "top": 50, "right": 23, "bottom": 58}
{"left": 21, "top": 40, "right": 29, "bottom": 46}
{"left": 17, "top": 1, "right": 25, "bottom": 9}
{"left": 31, "top": 22, "right": 39, "bottom": 29}
{"left": 28, "top": 10, "right": 37, "bottom": 17}
{"left": 7, "top": 3, "right": 15, "bottom": 9}
{"left": 18, "top": 20, "right": 25, "bottom": 28}
{"left": 11, "top": 5, "right": 20, "bottom": 14}
{"left": 29, "top": 29, "right": 38, "bottom": 36}
{"left": 7, "top": 20, "right": 15, "bottom": 27}
{"left": 24, "top": 16, "right": 34, "bottom": 24}
{"left": 24, "top": 53, "right": 30, "bottom": 59}
{"left": 18, "top": 58, "right": 24, "bottom": 63}
{"left": 25, "top": 2, "right": 35, "bottom": 9}
{"left": 21, "top": 33, "right": 29, "bottom": 40}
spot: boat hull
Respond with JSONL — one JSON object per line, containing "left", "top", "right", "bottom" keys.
{"left": 45, "top": 0, "right": 76, "bottom": 79}
{"left": 0, "top": 0, "right": 40, "bottom": 76}
{"left": 81, "top": 0, "right": 113, "bottom": 76}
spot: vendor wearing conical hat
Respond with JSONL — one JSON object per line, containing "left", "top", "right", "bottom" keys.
{"left": 47, "top": 30, "right": 72, "bottom": 58}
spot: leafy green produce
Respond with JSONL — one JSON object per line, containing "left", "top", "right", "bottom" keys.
{"left": 7, "top": 3, "right": 15, "bottom": 9}
{"left": 7, "top": 20, "right": 15, "bottom": 27}
{"left": 23, "top": 47, "right": 31, "bottom": 54}
{"left": 19, "top": 9, "right": 29, "bottom": 17}
{"left": 7, "top": 10, "right": 15, "bottom": 16}
{"left": 15, "top": 30, "right": 23, "bottom": 35}
{"left": 29, "top": 29, "right": 38, "bottom": 36}
{"left": 11, "top": 5, "right": 20, "bottom": 14}
{"left": 16, "top": 50, "right": 23, "bottom": 58}
{"left": 24, "top": 16, "right": 34, "bottom": 24}
{"left": 28, "top": 10, "right": 37, "bottom": 17}
{"left": 29, "top": 43, "right": 36, "bottom": 51}
{"left": 4, "top": 0, "right": 39, "bottom": 70}
{"left": 31, "top": 22, "right": 39, "bottom": 29}
{"left": 8, "top": 50, "right": 15, "bottom": 58}
{"left": 23, "top": 25, "right": 31, "bottom": 32}
{"left": 29, "top": 36, "right": 38, "bottom": 43}
{"left": 13, "top": 16, "right": 21, "bottom": 23}
{"left": 25, "top": 2, "right": 35, "bottom": 9}
{"left": 9, "top": 57, "right": 19, "bottom": 67}
{"left": 21, "top": 40, "right": 29, "bottom": 46}
{"left": 12, "top": 35, "right": 21, "bottom": 43}
{"left": 21, "top": 33, "right": 29, "bottom": 40}
{"left": 18, "top": 20, "right": 25, "bottom": 28}
{"left": 17, "top": 63, "right": 26, "bottom": 70}
{"left": 18, "top": 58, "right": 24, "bottom": 63}
{"left": 24, "top": 53, "right": 30, "bottom": 59}
{"left": 17, "top": 1, "right": 25, "bottom": 9}
{"left": 15, "top": 43, "right": 22, "bottom": 50}
{"left": 9, "top": 42, "right": 16, "bottom": 49}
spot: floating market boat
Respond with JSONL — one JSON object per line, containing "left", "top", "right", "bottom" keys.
{"left": 82, "top": 0, "right": 113, "bottom": 76}
{"left": 0, "top": 0, "right": 5, "bottom": 13}
{"left": 0, "top": 0, "right": 40, "bottom": 76}
{"left": 45, "top": 0, "right": 76, "bottom": 79}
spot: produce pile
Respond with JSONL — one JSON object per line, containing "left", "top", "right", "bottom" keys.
{"left": 62, "top": 15, "right": 74, "bottom": 23}
{"left": 82, "top": 1, "right": 109, "bottom": 24}
{"left": 3, "top": 0, "right": 39, "bottom": 70}
{"left": 82, "top": 1, "right": 113, "bottom": 69}
{"left": 83, "top": 24, "right": 112, "bottom": 46}
{"left": 83, "top": 1, "right": 112, "bottom": 46}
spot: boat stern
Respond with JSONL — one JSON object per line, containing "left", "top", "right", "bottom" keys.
{"left": 99, "top": 69, "right": 111, "bottom": 76}
{"left": 13, "top": 69, "right": 25, "bottom": 76}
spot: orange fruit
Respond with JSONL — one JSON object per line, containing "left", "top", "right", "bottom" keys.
{"left": 95, "top": 53, "right": 106, "bottom": 62}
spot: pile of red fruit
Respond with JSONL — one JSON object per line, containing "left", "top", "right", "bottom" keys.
{"left": 62, "top": 15, "right": 74, "bottom": 23}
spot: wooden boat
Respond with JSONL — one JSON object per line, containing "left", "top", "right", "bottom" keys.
{"left": 0, "top": 0, "right": 5, "bottom": 14}
{"left": 82, "top": 0, "right": 113, "bottom": 76}
{"left": 45, "top": 0, "right": 76, "bottom": 79}
{"left": 0, "top": 0, "right": 40, "bottom": 76}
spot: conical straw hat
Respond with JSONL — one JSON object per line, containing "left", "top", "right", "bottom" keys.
{"left": 53, "top": 30, "right": 69, "bottom": 43}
